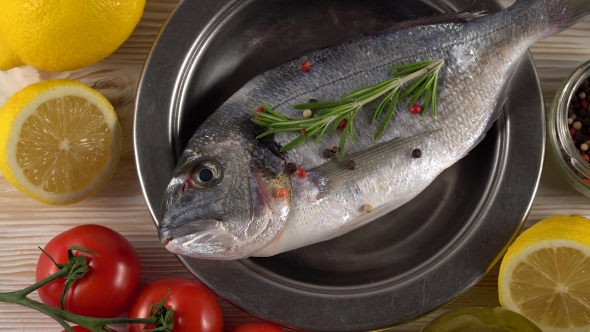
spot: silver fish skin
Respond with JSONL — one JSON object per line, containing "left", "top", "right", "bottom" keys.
{"left": 159, "top": 0, "right": 590, "bottom": 259}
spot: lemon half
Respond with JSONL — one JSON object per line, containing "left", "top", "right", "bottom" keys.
{"left": 0, "top": 79, "right": 121, "bottom": 204}
{"left": 498, "top": 215, "right": 590, "bottom": 332}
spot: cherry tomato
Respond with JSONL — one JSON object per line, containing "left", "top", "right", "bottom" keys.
{"left": 36, "top": 224, "right": 140, "bottom": 318}
{"left": 62, "top": 327, "right": 91, "bottom": 332}
{"left": 128, "top": 278, "right": 223, "bottom": 332}
{"left": 230, "top": 322, "right": 285, "bottom": 332}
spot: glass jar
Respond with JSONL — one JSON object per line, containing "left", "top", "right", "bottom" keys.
{"left": 547, "top": 59, "right": 590, "bottom": 197}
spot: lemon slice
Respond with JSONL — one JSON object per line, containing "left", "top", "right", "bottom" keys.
{"left": 498, "top": 215, "right": 590, "bottom": 332}
{"left": 0, "top": 79, "right": 121, "bottom": 204}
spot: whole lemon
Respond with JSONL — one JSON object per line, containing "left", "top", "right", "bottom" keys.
{"left": 0, "top": 0, "right": 145, "bottom": 72}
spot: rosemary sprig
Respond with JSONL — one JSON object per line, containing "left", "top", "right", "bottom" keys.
{"left": 252, "top": 58, "right": 444, "bottom": 160}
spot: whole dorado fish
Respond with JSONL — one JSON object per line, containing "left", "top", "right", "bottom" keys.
{"left": 159, "top": 0, "right": 590, "bottom": 259}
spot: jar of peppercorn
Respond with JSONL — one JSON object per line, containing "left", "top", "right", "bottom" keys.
{"left": 547, "top": 59, "right": 590, "bottom": 197}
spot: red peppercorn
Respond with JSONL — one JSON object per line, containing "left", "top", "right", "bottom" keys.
{"left": 571, "top": 128, "right": 577, "bottom": 136}
{"left": 584, "top": 178, "right": 590, "bottom": 185}
{"left": 300, "top": 129, "right": 307, "bottom": 134}
{"left": 256, "top": 106, "right": 265, "bottom": 112}
{"left": 582, "top": 99, "right": 589, "bottom": 110}
{"left": 410, "top": 104, "right": 422, "bottom": 114}
{"left": 338, "top": 119, "right": 348, "bottom": 130}
{"left": 300, "top": 60, "right": 311, "bottom": 71}
{"left": 296, "top": 168, "right": 307, "bottom": 178}
{"left": 276, "top": 188, "right": 288, "bottom": 198}
{"left": 583, "top": 154, "right": 590, "bottom": 162}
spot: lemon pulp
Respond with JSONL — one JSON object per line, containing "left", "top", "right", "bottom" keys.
{"left": 499, "top": 215, "right": 590, "bottom": 332}
{"left": 509, "top": 245, "right": 590, "bottom": 328}
{"left": 17, "top": 96, "right": 112, "bottom": 194}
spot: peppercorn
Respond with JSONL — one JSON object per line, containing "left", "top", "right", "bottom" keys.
{"left": 364, "top": 204, "right": 373, "bottom": 213}
{"left": 286, "top": 162, "right": 297, "bottom": 173}
{"left": 302, "top": 109, "right": 313, "bottom": 118}
{"left": 330, "top": 145, "right": 339, "bottom": 154}
{"left": 300, "top": 60, "right": 311, "bottom": 71}
{"left": 308, "top": 98, "right": 318, "bottom": 103}
{"left": 412, "top": 148, "right": 422, "bottom": 158}
{"left": 410, "top": 104, "right": 422, "bottom": 114}
{"left": 346, "top": 160, "right": 356, "bottom": 170}
{"left": 575, "top": 131, "right": 585, "bottom": 142}
{"left": 574, "top": 121, "right": 583, "bottom": 130}
{"left": 276, "top": 188, "right": 288, "bottom": 198}
{"left": 338, "top": 119, "right": 348, "bottom": 130}
{"left": 322, "top": 149, "right": 333, "bottom": 158}
{"left": 296, "top": 168, "right": 307, "bottom": 178}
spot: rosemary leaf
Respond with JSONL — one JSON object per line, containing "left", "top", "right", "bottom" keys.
{"left": 373, "top": 87, "right": 400, "bottom": 124}
{"left": 315, "top": 123, "right": 330, "bottom": 144}
{"left": 294, "top": 100, "right": 350, "bottom": 109}
{"left": 279, "top": 132, "right": 311, "bottom": 152}
{"left": 400, "top": 72, "right": 430, "bottom": 101}
{"left": 374, "top": 89, "right": 400, "bottom": 139}
{"left": 342, "top": 78, "right": 397, "bottom": 100}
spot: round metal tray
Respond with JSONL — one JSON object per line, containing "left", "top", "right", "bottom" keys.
{"left": 134, "top": 0, "right": 544, "bottom": 330}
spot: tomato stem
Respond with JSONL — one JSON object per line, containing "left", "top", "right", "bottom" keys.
{"left": 0, "top": 246, "right": 174, "bottom": 332}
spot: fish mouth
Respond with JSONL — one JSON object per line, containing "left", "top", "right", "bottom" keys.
{"left": 158, "top": 219, "right": 221, "bottom": 245}
{"left": 161, "top": 221, "right": 254, "bottom": 260}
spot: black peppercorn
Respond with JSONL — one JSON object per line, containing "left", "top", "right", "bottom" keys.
{"left": 322, "top": 149, "right": 333, "bottom": 158}
{"left": 346, "top": 160, "right": 356, "bottom": 170}
{"left": 412, "top": 148, "right": 422, "bottom": 158}
{"left": 308, "top": 98, "right": 318, "bottom": 103}
{"left": 285, "top": 162, "right": 297, "bottom": 173}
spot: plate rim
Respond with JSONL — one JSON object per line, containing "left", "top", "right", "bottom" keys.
{"left": 134, "top": 0, "right": 545, "bottom": 330}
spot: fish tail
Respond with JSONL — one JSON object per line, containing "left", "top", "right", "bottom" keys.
{"left": 509, "top": 0, "right": 590, "bottom": 40}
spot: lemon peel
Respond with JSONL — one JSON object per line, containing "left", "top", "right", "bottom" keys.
{"left": 0, "top": 79, "right": 121, "bottom": 204}
{"left": 0, "top": 0, "right": 145, "bottom": 71}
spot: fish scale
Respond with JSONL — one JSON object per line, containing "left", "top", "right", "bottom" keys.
{"left": 159, "top": 0, "right": 590, "bottom": 259}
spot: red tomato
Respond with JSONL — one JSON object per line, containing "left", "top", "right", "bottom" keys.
{"left": 230, "top": 322, "right": 285, "bottom": 332}
{"left": 36, "top": 224, "right": 140, "bottom": 318}
{"left": 128, "top": 278, "right": 223, "bottom": 332}
{"left": 62, "top": 327, "right": 91, "bottom": 332}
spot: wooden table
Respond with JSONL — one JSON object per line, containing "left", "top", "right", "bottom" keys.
{"left": 1, "top": 1, "right": 589, "bottom": 331}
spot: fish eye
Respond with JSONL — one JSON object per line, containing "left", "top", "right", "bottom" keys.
{"left": 189, "top": 158, "right": 223, "bottom": 188}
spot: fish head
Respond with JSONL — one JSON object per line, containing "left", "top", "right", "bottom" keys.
{"left": 158, "top": 129, "right": 291, "bottom": 260}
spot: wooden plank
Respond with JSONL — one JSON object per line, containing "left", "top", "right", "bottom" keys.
{"left": 1, "top": 0, "right": 589, "bottom": 331}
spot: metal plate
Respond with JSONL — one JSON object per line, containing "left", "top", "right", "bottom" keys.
{"left": 134, "top": 0, "right": 544, "bottom": 330}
